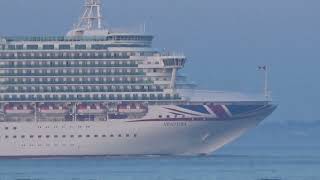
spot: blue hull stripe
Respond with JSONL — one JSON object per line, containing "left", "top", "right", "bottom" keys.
{"left": 177, "top": 105, "right": 210, "bottom": 114}
{"left": 226, "top": 105, "right": 265, "bottom": 115}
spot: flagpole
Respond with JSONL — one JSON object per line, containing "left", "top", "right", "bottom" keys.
{"left": 258, "top": 65, "right": 269, "bottom": 101}
{"left": 264, "top": 66, "right": 268, "bottom": 100}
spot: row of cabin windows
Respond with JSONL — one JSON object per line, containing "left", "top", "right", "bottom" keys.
{"left": 3, "top": 68, "right": 144, "bottom": 75}
{"left": 2, "top": 35, "right": 152, "bottom": 42}
{"left": 6, "top": 44, "right": 147, "bottom": 50}
{"left": 3, "top": 60, "right": 138, "bottom": 67}
{"left": 4, "top": 77, "right": 152, "bottom": 84}
{"left": 0, "top": 52, "right": 152, "bottom": 59}
{"left": 158, "top": 114, "right": 186, "bottom": 119}
{"left": 2, "top": 134, "right": 137, "bottom": 139}
{"left": 4, "top": 85, "right": 163, "bottom": 93}
{"left": 2, "top": 126, "right": 90, "bottom": 130}
{"left": 21, "top": 144, "right": 75, "bottom": 147}
{"left": 1, "top": 93, "right": 178, "bottom": 101}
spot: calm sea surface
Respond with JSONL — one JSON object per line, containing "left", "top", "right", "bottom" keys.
{"left": 0, "top": 146, "right": 318, "bottom": 180}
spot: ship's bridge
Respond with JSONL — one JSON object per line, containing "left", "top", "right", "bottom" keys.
{"left": 160, "top": 53, "right": 186, "bottom": 69}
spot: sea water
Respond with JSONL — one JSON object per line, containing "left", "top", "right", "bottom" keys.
{"left": 0, "top": 146, "right": 318, "bottom": 180}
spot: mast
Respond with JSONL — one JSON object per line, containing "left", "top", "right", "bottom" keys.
{"left": 77, "top": 0, "right": 104, "bottom": 30}
{"left": 258, "top": 65, "right": 270, "bottom": 101}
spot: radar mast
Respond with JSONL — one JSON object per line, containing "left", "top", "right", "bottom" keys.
{"left": 67, "top": 0, "right": 109, "bottom": 36}
{"left": 78, "top": 0, "right": 104, "bottom": 30}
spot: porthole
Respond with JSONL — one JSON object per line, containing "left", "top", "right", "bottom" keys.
{"left": 5, "top": 135, "right": 9, "bottom": 139}
{"left": 134, "top": 134, "right": 137, "bottom": 138}
{"left": 94, "top": 135, "right": 99, "bottom": 138}
{"left": 21, "top": 135, "right": 25, "bottom": 138}
{"left": 78, "top": 135, "right": 82, "bottom": 138}
{"left": 110, "top": 134, "right": 114, "bottom": 137}
{"left": 54, "top": 135, "right": 58, "bottom": 138}
{"left": 102, "top": 135, "right": 106, "bottom": 138}
{"left": 13, "top": 127, "right": 17, "bottom": 130}
{"left": 118, "top": 134, "right": 122, "bottom": 137}
{"left": 38, "top": 135, "right": 42, "bottom": 138}
{"left": 5, "top": 127, "right": 8, "bottom": 130}
{"left": 30, "top": 135, "right": 34, "bottom": 138}
{"left": 13, "top": 135, "right": 17, "bottom": 138}
{"left": 86, "top": 135, "right": 90, "bottom": 138}
{"left": 62, "top": 135, "right": 66, "bottom": 138}
{"left": 126, "top": 134, "right": 130, "bottom": 137}
{"left": 70, "top": 135, "right": 74, "bottom": 138}
{"left": 46, "top": 135, "right": 50, "bottom": 138}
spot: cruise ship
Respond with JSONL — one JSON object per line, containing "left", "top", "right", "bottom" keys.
{"left": 0, "top": 0, "right": 276, "bottom": 157}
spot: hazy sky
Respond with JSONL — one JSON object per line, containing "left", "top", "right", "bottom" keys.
{"left": 0, "top": 0, "right": 319, "bottom": 123}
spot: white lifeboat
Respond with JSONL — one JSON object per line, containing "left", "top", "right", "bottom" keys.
{"left": 39, "top": 104, "right": 69, "bottom": 114}
{"left": 77, "top": 104, "right": 105, "bottom": 114}
{"left": 4, "top": 104, "right": 34, "bottom": 114}
{"left": 117, "top": 103, "right": 148, "bottom": 113}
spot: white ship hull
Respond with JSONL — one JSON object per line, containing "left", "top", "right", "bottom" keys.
{"left": 0, "top": 104, "right": 276, "bottom": 157}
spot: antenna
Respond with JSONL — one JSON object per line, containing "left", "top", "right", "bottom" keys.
{"left": 77, "top": 0, "right": 104, "bottom": 30}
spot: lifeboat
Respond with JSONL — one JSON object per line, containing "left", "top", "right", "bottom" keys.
{"left": 117, "top": 103, "right": 148, "bottom": 114}
{"left": 4, "top": 104, "right": 34, "bottom": 114}
{"left": 77, "top": 104, "right": 105, "bottom": 114}
{"left": 39, "top": 104, "right": 69, "bottom": 114}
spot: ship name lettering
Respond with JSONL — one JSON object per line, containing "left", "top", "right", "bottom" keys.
{"left": 163, "top": 122, "right": 187, "bottom": 127}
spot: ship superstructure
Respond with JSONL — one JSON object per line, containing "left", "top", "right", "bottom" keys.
{"left": 0, "top": 0, "right": 276, "bottom": 157}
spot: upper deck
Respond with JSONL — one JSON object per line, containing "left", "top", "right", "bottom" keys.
{"left": 0, "top": 33, "right": 154, "bottom": 51}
